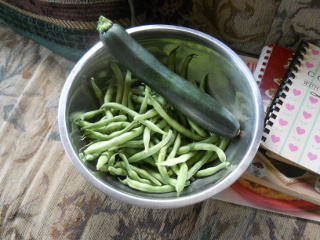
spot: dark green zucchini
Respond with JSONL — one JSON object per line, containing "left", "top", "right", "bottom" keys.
{"left": 97, "top": 16, "right": 240, "bottom": 138}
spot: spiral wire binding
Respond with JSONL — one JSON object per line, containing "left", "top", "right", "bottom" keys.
{"left": 261, "top": 41, "right": 310, "bottom": 142}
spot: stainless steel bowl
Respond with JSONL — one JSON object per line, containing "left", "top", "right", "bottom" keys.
{"left": 58, "top": 25, "right": 263, "bottom": 208}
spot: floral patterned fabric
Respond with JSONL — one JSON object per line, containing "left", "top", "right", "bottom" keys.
{"left": 0, "top": 0, "right": 319, "bottom": 59}
{"left": 145, "top": 0, "right": 320, "bottom": 56}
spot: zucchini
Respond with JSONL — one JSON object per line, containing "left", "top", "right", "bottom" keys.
{"left": 97, "top": 16, "right": 240, "bottom": 138}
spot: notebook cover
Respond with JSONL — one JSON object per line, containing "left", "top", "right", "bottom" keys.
{"left": 261, "top": 41, "right": 320, "bottom": 174}
{"left": 254, "top": 44, "right": 295, "bottom": 114}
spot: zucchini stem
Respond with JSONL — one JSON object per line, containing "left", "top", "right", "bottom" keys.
{"left": 97, "top": 16, "right": 113, "bottom": 33}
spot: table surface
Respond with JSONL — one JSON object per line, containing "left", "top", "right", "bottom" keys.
{"left": 0, "top": 22, "right": 319, "bottom": 240}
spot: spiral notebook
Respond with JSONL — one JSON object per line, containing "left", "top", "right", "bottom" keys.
{"left": 253, "top": 44, "right": 295, "bottom": 114}
{"left": 261, "top": 41, "right": 320, "bottom": 174}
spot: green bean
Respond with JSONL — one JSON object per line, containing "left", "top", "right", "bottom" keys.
{"left": 156, "top": 146, "right": 178, "bottom": 186}
{"left": 176, "top": 142, "right": 226, "bottom": 162}
{"left": 96, "top": 151, "right": 113, "bottom": 170}
{"left": 187, "top": 143, "right": 226, "bottom": 162}
{"left": 119, "top": 154, "right": 152, "bottom": 185}
{"left": 85, "top": 152, "right": 100, "bottom": 161}
{"left": 163, "top": 126, "right": 177, "bottom": 148}
{"left": 141, "top": 157, "right": 157, "bottom": 167}
{"left": 115, "top": 161, "right": 162, "bottom": 186}
{"left": 70, "top": 111, "right": 85, "bottom": 122}
{"left": 84, "top": 125, "right": 144, "bottom": 154}
{"left": 128, "top": 129, "right": 173, "bottom": 163}
{"left": 108, "top": 140, "right": 144, "bottom": 151}
{"left": 159, "top": 151, "right": 196, "bottom": 166}
{"left": 97, "top": 164, "right": 109, "bottom": 172}
{"left": 138, "top": 85, "right": 150, "bottom": 114}
{"left": 186, "top": 150, "right": 206, "bottom": 168}
{"left": 167, "top": 133, "right": 181, "bottom": 160}
{"left": 176, "top": 162, "right": 188, "bottom": 196}
{"left": 134, "top": 108, "right": 159, "bottom": 121}
{"left": 91, "top": 77, "right": 103, "bottom": 105}
{"left": 150, "top": 135, "right": 160, "bottom": 145}
{"left": 118, "top": 147, "right": 141, "bottom": 156}
{"left": 85, "top": 121, "right": 139, "bottom": 141}
{"left": 131, "top": 95, "right": 147, "bottom": 104}
{"left": 177, "top": 135, "right": 220, "bottom": 154}
{"left": 168, "top": 46, "right": 179, "bottom": 71}
{"left": 103, "top": 78, "right": 116, "bottom": 118}
{"left": 109, "top": 62, "right": 124, "bottom": 104}
{"left": 154, "top": 119, "right": 168, "bottom": 131}
{"left": 127, "top": 92, "right": 134, "bottom": 110}
{"left": 156, "top": 128, "right": 180, "bottom": 185}
{"left": 148, "top": 94, "right": 203, "bottom": 141}
{"left": 143, "top": 127, "right": 151, "bottom": 153}
{"left": 186, "top": 119, "right": 207, "bottom": 138}
{"left": 175, "top": 111, "right": 188, "bottom": 128}
{"left": 108, "top": 153, "right": 118, "bottom": 167}
{"left": 206, "top": 137, "right": 230, "bottom": 164}
{"left": 79, "top": 109, "right": 105, "bottom": 121}
{"left": 81, "top": 115, "right": 127, "bottom": 130}
{"left": 104, "top": 78, "right": 115, "bottom": 103}
{"left": 130, "top": 88, "right": 145, "bottom": 96}
{"left": 140, "top": 165, "right": 168, "bottom": 184}
{"left": 199, "top": 74, "right": 208, "bottom": 92}
{"left": 195, "top": 162, "right": 230, "bottom": 177}
{"left": 108, "top": 166, "right": 127, "bottom": 176}
{"left": 94, "top": 121, "right": 130, "bottom": 134}
{"left": 186, "top": 151, "right": 213, "bottom": 180}
{"left": 121, "top": 70, "right": 132, "bottom": 107}
{"left": 100, "top": 102, "right": 166, "bottom": 135}
{"left": 121, "top": 177, "right": 176, "bottom": 193}
{"left": 166, "top": 132, "right": 181, "bottom": 174}
{"left": 132, "top": 94, "right": 167, "bottom": 106}
{"left": 140, "top": 120, "right": 167, "bottom": 136}
{"left": 180, "top": 53, "right": 197, "bottom": 79}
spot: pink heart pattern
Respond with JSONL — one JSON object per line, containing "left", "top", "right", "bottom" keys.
{"left": 308, "top": 152, "right": 318, "bottom": 161}
{"left": 312, "top": 49, "right": 320, "bottom": 55}
{"left": 286, "top": 103, "right": 295, "bottom": 111}
{"left": 289, "top": 143, "right": 298, "bottom": 152}
{"left": 296, "top": 127, "right": 305, "bottom": 135}
{"left": 293, "top": 89, "right": 301, "bottom": 96}
{"left": 306, "top": 61, "right": 314, "bottom": 68}
{"left": 315, "top": 135, "right": 320, "bottom": 143}
{"left": 309, "top": 96, "right": 318, "bottom": 104}
{"left": 303, "top": 111, "right": 312, "bottom": 119}
{"left": 279, "top": 118, "right": 288, "bottom": 126}
{"left": 271, "top": 135, "right": 280, "bottom": 143}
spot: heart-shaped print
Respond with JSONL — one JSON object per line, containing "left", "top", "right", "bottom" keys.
{"left": 289, "top": 143, "right": 298, "bottom": 152}
{"left": 296, "top": 127, "right": 305, "bottom": 135}
{"left": 315, "top": 135, "right": 320, "bottom": 143}
{"left": 309, "top": 96, "right": 318, "bottom": 104}
{"left": 308, "top": 152, "right": 318, "bottom": 161}
{"left": 293, "top": 89, "right": 301, "bottom": 96}
{"left": 312, "top": 49, "right": 320, "bottom": 55}
{"left": 286, "top": 103, "right": 295, "bottom": 111}
{"left": 306, "top": 62, "right": 314, "bottom": 68}
{"left": 271, "top": 135, "right": 280, "bottom": 143}
{"left": 279, "top": 118, "right": 288, "bottom": 126}
{"left": 303, "top": 111, "right": 312, "bottom": 119}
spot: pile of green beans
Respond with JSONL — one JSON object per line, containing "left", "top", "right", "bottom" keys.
{"left": 72, "top": 48, "right": 230, "bottom": 196}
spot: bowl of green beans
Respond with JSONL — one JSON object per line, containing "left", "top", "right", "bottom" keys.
{"left": 58, "top": 25, "right": 263, "bottom": 208}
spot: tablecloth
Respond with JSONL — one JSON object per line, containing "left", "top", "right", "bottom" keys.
{"left": 1, "top": 22, "right": 320, "bottom": 240}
